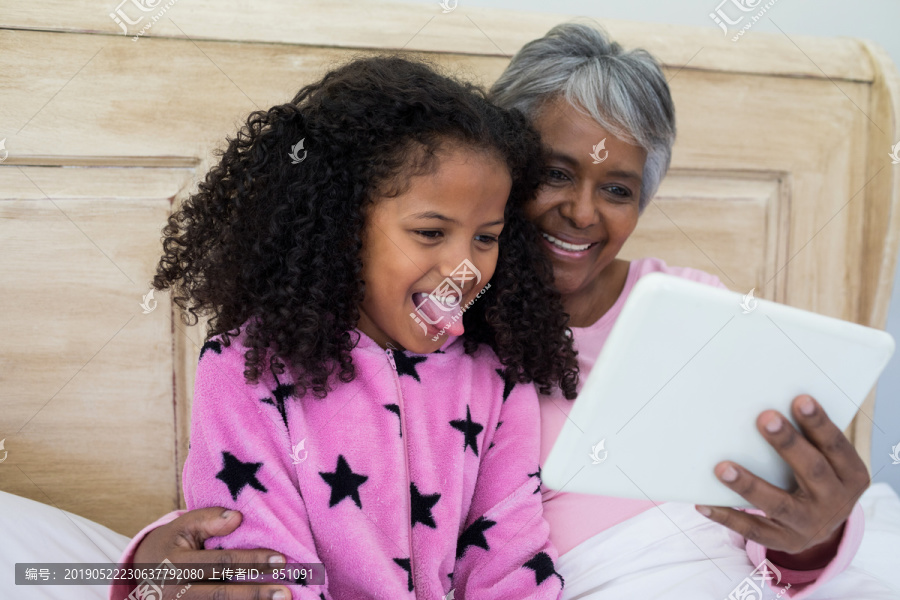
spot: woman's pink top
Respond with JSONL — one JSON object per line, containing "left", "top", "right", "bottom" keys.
{"left": 539, "top": 257, "right": 865, "bottom": 598}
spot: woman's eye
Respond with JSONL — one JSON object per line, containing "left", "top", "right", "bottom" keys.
{"left": 544, "top": 168, "right": 570, "bottom": 183}
{"left": 415, "top": 230, "right": 442, "bottom": 239}
{"left": 475, "top": 234, "right": 499, "bottom": 245}
{"left": 606, "top": 185, "right": 632, "bottom": 199}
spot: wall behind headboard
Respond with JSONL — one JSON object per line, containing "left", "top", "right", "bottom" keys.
{"left": 0, "top": 0, "right": 898, "bottom": 536}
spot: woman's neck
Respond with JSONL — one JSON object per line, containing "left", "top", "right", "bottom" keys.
{"left": 561, "top": 259, "right": 630, "bottom": 328}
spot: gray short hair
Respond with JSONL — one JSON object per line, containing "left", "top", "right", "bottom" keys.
{"left": 489, "top": 22, "right": 676, "bottom": 212}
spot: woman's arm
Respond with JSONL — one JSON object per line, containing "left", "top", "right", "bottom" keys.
{"left": 108, "top": 507, "right": 291, "bottom": 600}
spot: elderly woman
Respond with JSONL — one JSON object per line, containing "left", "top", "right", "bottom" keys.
{"left": 488, "top": 24, "right": 868, "bottom": 599}
{"left": 111, "top": 24, "right": 870, "bottom": 600}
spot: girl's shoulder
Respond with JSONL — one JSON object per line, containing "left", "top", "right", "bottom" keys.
{"left": 196, "top": 329, "right": 266, "bottom": 391}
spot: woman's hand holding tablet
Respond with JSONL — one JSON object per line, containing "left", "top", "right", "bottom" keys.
{"left": 542, "top": 273, "right": 894, "bottom": 568}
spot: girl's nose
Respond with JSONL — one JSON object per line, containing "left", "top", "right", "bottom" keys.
{"left": 438, "top": 251, "right": 478, "bottom": 294}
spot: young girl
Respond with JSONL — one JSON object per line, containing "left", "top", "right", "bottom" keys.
{"left": 121, "top": 56, "right": 579, "bottom": 600}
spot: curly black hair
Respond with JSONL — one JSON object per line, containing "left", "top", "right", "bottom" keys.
{"left": 154, "top": 55, "right": 578, "bottom": 399}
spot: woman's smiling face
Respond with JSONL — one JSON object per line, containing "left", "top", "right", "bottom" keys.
{"left": 527, "top": 97, "right": 647, "bottom": 309}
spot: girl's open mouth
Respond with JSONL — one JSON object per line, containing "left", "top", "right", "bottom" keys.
{"left": 411, "top": 292, "right": 465, "bottom": 337}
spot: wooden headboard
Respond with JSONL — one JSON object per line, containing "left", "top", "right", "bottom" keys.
{"left": 2, "top": 0, "right": 899, "bottom": 536}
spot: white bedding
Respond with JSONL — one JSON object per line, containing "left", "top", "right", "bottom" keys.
{"left": 2, "top": 483, "right": 899, "bottom": 599}
{"left": 558, "top": 483, "right": 900, "bottom": 599}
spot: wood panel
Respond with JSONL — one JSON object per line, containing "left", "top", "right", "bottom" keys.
{"left": 0, "top": 0, "right": 875, "bottom": 80}
{"left": 0, "top": 165, "right": 197, "bottom": 535}
{"left": 621, "top": 171, "right": 788, "bottom": 299}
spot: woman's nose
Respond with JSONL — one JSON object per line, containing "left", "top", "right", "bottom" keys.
{"left": 559, "top": 185, "right": 599, "bottom": 230}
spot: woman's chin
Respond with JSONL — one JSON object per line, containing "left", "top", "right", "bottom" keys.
{"left": 550, "top": 269, "right": 595, "bottom": 297}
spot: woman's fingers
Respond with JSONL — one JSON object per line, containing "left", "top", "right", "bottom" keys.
{"left": 135, "top": 508, "right": 285, "bottom": 576}
{"left": 754, "top": 407, "right": 840, "bottom": 495}
{"left": 709, "top": 462, "right": 799, "bottom": 525}
{"left": 177, "top": 583, "right": 291, "bottom": 600}
{"left": 177, "top": 507, "right": 244, "bottom": 548}
{"left": 789, "top": 395, "right": 870, "bottom": 490}
{"left": 694, "top": 505, "right": 790, "bottom": 552}
{"left": 162, "top": 548, "right": 286, "bottom": 575}
{"left": 697, "top": 396, "right": 870, "bottom": 557}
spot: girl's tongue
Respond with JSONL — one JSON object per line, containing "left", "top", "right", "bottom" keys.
{"left": 412, "top": 292, "right": 465, "bottom": 337}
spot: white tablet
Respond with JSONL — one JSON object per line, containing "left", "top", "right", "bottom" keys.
{"left": 542, "top": 272, "right": 895, "bottom": 507}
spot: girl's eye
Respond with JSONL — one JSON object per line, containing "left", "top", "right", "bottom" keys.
{"left": 475, "top": 234, "right": 499, "bottom": 245}
{"left": 415, "top": 230, "right": 443, "bottom": 239}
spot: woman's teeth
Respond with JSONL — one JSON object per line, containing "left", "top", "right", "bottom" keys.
{"left": 542, "top": 232, "right": 593, "bottom": 252}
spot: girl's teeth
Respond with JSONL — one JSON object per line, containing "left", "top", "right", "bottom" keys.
{"left": 542, "top": 233, "right": 592, "bottom": 252}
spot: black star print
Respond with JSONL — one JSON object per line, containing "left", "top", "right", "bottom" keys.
{"left": 495, "top": 367, "right": 516, "bottom": 402}
{"left": 456, "top": 516, "right": 496, "bottom": 559}
{"left": 384, "top": 403, "right": 402, "bottom": 437}
{"left": 319, "top": 455, "right": 368, "bottom": 509}
{"left": 528, "top": 467, "right": 542, "bottom": 494}
{"left": 410, "top": 482, "right": 440, "bottom": 529}
{"left": 260, "top": 381, "right": 294, "bottom": 430}
{"left": 199, "top": 340, "right": 222, "bottom": 362}
{"left": 393, "top": 557, "right": 413, "bottom": 591}
{"left": 215, "top": 451, "right": 267, "bottom": 500}
{"left": 392, "top": 349, "right": 427, "bottom": 382}
{"left": 450, "top": 405, "right": 484, "bottom": 457}
{"left": 488, "top": 421, "right": 504, "bottom": 451}
{"left": 294, "top": 565, "right": 319, "bottom": 587}
{"left": 524, "top": 551, "right": 564, "bottom": 586}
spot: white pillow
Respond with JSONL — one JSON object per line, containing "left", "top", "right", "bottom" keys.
{"left": 0, "top": 490, "right": 129, "bottom": 600}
